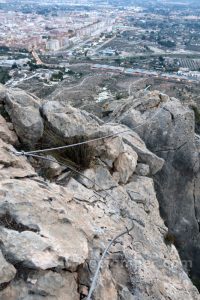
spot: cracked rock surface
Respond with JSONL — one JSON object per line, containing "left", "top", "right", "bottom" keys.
{"left": 111, "top": 89, "right": 200, "bottom": 281}
{"left": 0, "top": 85, "right": 199, "bottom": 299}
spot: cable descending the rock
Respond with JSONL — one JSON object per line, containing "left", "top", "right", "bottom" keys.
{"left": 86, "top": 222, "right": 135, "bottom": 300}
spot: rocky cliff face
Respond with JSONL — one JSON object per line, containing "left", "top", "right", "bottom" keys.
{"left": 0, "top": 84, "right": 199, "bottom": 299}
{"left": 110, "top": 90, "right": 200, "bottom": 283}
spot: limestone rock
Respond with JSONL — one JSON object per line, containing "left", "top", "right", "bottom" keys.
{"left": 93, "top": 269, "right": 118, "bottom": 300}
{"left": 94, "top": 123, "right": 164, "bottom": 174}
{"left": 77, "top": 165, "right": 118, "bottom": 190}
{"left": 38, "top": 155, "right": 66, "bottom": 180}
{"left": 97, "top": 135, "right": 124, "bottom": 167}
{"left": 0, "top": 250, "right": 16, "bottom": 285}
{"left": 0, "top": 228, "right": 63, "bottom": 270}
{"left": 122, "top": 129, "right": 164, "bottom": 175}
{"left": 0, "top": 271, "right": 79, "bottom": 300}
{"left": 41, "top": 103, "right": 163, "bottom": 178}
{"left": 0, "top": 115, "right": 18, "bottom": 145}
{"left": 4, "top": 88, "right": 44, "bottom": 146}
{"left": 42, "top": 101, "right": 101, "bottom": 138}
{"left": 110, "top": 90, "right": 168, "bottom": 122}
{"left": 111, "top": 90, "right": 200, "bottom": 281}
{"left": 66, "top": 177, "right": 102, "bottom": 203}
{"left": 114, "top": 144, "right": 138, "bottom": 184}
{"left": 0, "top": 178, "right": 88, "bottom": 272}
{"left": 0, "top": 138, "right": 36, "bottom": 179}
{"left": 125, "top": 175, "right": 157, "bottom": 214}
{"left": 135, "top": 163, "right": 150, "bottom": 176}
{"left": 118, "top": 287, "right": 136, "bottom": 300}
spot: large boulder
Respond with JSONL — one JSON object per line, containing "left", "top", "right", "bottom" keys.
{"left": 114, "top": 144, "right": 138, "bottom": 184}
{"left": 3, "top": 88, "right": 44, "bottom": 146}
{"left": 42, "top": 101, "right": 102, "bottom": 138}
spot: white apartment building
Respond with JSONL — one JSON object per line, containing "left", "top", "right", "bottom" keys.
{"left": 46, "top": 39, "right": 60, "bottom": 51}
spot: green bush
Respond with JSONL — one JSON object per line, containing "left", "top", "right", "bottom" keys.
{"left": 50, "top": 71, "right": 63, "bottom": 81}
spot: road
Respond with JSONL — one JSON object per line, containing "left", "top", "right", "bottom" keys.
{"left": 32, "top": 50, "right": 43, "bottom": 65}
{"left": 6, "top": 72, "right": 42, "bottom": 87}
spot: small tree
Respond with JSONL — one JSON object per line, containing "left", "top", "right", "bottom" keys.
{"left": 11, "top": 62, "right": 18, "bottom": 69}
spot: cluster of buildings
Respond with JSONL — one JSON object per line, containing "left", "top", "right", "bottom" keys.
{"left": 0, "top": 10, "right": 114, "bottom": 52}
